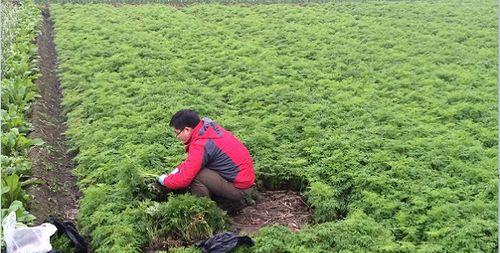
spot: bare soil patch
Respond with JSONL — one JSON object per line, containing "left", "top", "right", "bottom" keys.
{"left": 231, "top": 190, "right": 313, "bottom": 235}
{"left": 26, "top": 6, "right": 81, "bottom": 224}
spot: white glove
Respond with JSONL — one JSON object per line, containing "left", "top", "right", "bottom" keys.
{"left": 158, "top": 174, "right": 167, "bottom": 186}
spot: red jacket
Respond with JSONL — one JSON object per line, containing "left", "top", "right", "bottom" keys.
{"left": 162, "top": 118, "right": 255, "bottom": 190}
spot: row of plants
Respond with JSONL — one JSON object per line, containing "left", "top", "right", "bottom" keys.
{"left": 1, "top": 0, "right": 21, "bottom": 68}
{"left": 35, "top": 0, "right": 358, "bottom": 4}
{"left": 50, "top": 0, "right": 497, "bottom": 252}
{"left": 1, "top": 0, "right": 42, "bottom": 227}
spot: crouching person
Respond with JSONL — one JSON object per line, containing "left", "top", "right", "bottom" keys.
{"left": 158, "top": 109, "right": 255, "bottom": 214}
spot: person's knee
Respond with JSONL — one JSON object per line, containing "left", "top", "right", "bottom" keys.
{"left": 190, "top": 181, "right": 209, "bottom": 198}
{"left": 191, "top": 169, "right": 214, "bottom": 198}
{"left": 195, "top": 168, "right": 211, "bottom": 183}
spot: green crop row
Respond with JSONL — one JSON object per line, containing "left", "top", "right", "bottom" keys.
{"left": 51, "top": 1, "right": 497, "bottom": 252}
{"left": 1, "top": 0, "right": 42, "bottom": 227}
{"left": 36, "top": 0, "right": 368, "bottom": 5}
{"left": 1, "top": 0, "right": 21, "bottom": 68}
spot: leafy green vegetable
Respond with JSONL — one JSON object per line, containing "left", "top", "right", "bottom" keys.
{"left": 50, "top": 1, "right": 497, "bottom": 251}
{"left": 142, "top": 194, "right": 228, "bottom": 245}
{"left": 1, "top": 0, "right": 41, "bottom": 232}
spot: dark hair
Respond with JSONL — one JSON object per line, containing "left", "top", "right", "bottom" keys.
{"left": 169, "top": 109, "right": 201, "bottom": 130}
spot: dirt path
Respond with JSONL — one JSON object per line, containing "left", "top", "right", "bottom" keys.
{"left": 231, "top": 190, "right": 312, "bottom": 235}
{"left": 27, "top": 6, "right": 81, "bottom": 224}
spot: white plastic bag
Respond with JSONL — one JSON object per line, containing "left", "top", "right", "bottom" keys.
{"left": 2, "top": 211, "right": 57, "bottom": 253}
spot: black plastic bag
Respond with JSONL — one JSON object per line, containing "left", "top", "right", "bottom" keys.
{"left": 45, "top": 216, "right": 88, "bottom": 253}
{"left": 195, "top": 232, "right": 254, "bottom": 253}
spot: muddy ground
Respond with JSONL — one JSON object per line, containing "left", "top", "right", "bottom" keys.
{"left": 26, "top": 6, "right": 81, "bottom": 224}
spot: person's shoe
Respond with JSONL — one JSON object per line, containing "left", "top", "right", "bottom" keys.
{"left": 226, "top": 200, "right": 245, "bottom": 215}
{"left": 243, "top": 187, "right": 259, "bottom": 205}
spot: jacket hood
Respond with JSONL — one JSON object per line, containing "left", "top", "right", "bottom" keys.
{"left": 184, "top": 118, "right": 223, "bottom": 146}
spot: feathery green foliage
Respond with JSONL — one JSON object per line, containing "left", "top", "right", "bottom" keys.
{"left": 143, "top": 195, "right": 228, "bottom": 244}
{"left": 51, "top": 0, "right": 497, "bottom": 251}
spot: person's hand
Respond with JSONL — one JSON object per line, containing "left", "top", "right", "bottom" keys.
{"left": 148, "top": 176, "right": 170, "bottom": 201}
{"left": 158, "top": 174, "right": 167, "bottom": 186}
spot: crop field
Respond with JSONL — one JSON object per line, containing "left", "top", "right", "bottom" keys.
{"left": 2, "top": 0, "right": 41, "bottom": 226}
{"left": 40, "top": 0, "right": 499, "bottom": 252}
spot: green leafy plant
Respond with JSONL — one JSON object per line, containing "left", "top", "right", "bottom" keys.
{"left": 1, "top": 106, "right": 32, "bottom": 133}
{"left": 306, "top": 182, "right": 341, "bottom": 223}
{"left": 1, "top": 174, "right": 30, "bottom": 208}
{"left": 1, "top": 128, "right": 44, "bottom": 157}
{"left": 1, "top": 201, "right": 36, "bottom": 225}
{"left": 1, "top": 155, "right": 32, "bottom": 176}
{"left": 143, "top": 194, "right": 228, "bottom": 245}
{"left": 51, "top": 234, "right": 77, "bottom": 253}
{"left": 0, "top": 0, "right": 41, "bottom": 236}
